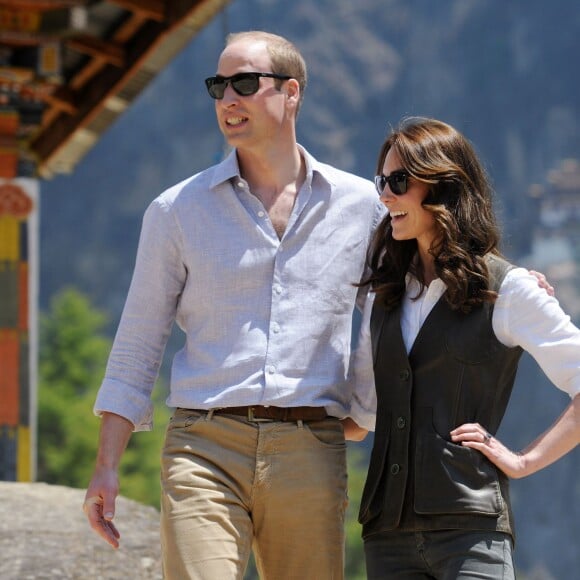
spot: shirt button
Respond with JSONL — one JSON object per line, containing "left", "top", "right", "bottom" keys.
{"left": 399, "top": 369, "right": 410, "bottom": 380}
{"left": 272, "top": 323, "right": 280, "bottom": 333}
{"left": 396, "top": 417, "right": 406, "bottom": 429}
{"left": 274, "top": 285, "right": 282, "bottom": 295}
{"left": 390, "top": 464, "right": 400, "bottom": 475}
{"left": 267, "top": 365, "right": 276, "bottom": 374}
{"left": 257, "top": 210, "right": 265, "bottom": 217}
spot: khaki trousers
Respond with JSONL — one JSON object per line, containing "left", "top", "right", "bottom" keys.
{"left": 160, "top": 408, "right": 348, "bottom": 580}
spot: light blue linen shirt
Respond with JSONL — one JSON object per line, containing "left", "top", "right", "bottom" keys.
{"left": 95, "top": 146, "right": 385, "bottom": 430}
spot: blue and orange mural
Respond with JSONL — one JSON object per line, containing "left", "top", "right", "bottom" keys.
{"left": 0, "top": 179, "right": 38, "bottom": 481}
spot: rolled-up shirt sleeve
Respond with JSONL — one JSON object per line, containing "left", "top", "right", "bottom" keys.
{"left": 94, "top": 198, "right": 186, "bottom": 430}
{"left": 349, "top": 291, "right": 377, "bottom": 431}
{"left": 493, "top": 268, "right": 580, "bottom": 399}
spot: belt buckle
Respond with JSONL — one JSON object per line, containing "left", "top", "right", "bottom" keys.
{"left": 247, "top": 406, "right": 272, "bottom": 422}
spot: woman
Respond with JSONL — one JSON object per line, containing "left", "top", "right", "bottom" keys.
{"left": 352, "top": 117, "right": 580, "bottom": 579}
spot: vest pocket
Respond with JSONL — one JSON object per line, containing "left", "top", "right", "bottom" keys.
{"left": 414, "top": 431, "right": 503, "bottom": 516}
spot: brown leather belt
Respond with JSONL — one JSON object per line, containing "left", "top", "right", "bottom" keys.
{"left": 211, "top": 405, "right": 329, "bottom": 422}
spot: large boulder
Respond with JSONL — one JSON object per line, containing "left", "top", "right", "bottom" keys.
{"left": 0, "top": 482, "right": 162, "bottom": 579}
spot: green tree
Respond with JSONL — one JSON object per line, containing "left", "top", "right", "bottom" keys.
{"left": 37, "top": 288, "right": 110, "bottom": 488}
{"left": 37, "top": 288, "right": 170, "bottom": 507}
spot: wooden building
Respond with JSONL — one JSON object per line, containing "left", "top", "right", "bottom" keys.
{"left": 0, "top": 0, "right": 231, "bottom": 481}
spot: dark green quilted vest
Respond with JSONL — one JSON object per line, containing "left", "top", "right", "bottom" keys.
{"left": 360, "top": 254, "right": 523, "bottom": 540}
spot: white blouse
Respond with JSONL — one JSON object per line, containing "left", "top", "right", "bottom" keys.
{"left": 350, "top": 267, "right": 580, "bottom": 431}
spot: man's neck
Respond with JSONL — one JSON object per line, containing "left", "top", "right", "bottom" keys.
{"left": 237, "top": 143, "right": 306, "bottom": 239}
{"left": 237, "top": 143, "right": 305, "bottom": 202}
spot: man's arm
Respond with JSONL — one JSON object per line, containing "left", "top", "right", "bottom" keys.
{"left": 83, "top": 412, "right": 134, "bottom": 549}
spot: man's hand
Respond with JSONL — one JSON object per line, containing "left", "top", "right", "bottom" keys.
{"left": 529, "top": 270, "right": 554, "bottom": 296}
{"left": 83, "top": 412, "right": 133, "bottom": 548}
{"left": 341, "top": 417, "right": 368, "bottom": 441}
{"left": 83, "top": 468, "right": 121, "bottom": 548}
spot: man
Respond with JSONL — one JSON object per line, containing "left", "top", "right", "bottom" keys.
{"left": 83, "top": 31, "right": 383, "bottom": 579}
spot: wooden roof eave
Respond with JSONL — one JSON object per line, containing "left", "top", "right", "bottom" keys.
{"left": 29, "top": 0, "right": 231, "bottom": 178}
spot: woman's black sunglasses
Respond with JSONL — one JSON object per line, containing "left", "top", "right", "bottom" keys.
{"left": 205, "top": 72, "right": 292, "bottom": 100}
{"left": 374, "top": 170, "right": 409, "bottom": 196}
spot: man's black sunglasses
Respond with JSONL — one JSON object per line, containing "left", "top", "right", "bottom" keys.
{"left": 205, "top": 72, "right": 292, "bottom": 99}
{"left": 374, "top": 170, "right": 409, "bottom": 196}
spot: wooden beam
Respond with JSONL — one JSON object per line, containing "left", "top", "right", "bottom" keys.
{"left": 106, "top": 0, "right": 166, "bottom": 22}
{"left": 44, "top": 85, "right": 78, "bottom": 115}
{"left": 0, "top": 1, "right": 84, "bottom": 9}
{"left": 32, "top": 0, "right": 232, "bottom": 172}
{"left": 67, "top": 34, "right": 125, "bottom": 68}
{"left": 111, "top": 12, "right": 148, "bottom": 44}
{"left": 30, "top": 19, "right": 166, "bottom": 162}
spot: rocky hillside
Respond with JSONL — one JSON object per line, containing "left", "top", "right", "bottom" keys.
{"left": 0, "top": 482, "right": 161, "bottom": 580}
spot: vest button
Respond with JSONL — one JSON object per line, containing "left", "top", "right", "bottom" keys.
{"left": 396, "top": 417, "right": 406, "bottom": 429}
{"left": 399, "top": 369, "right": 410, "bottom": 380}
{"left": 390, "top": 463, "right": 400, "bottom": 475}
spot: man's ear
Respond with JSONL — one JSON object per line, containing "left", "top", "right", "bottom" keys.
{"left": 285, "top": 78, "right": 300, "bottom": 108}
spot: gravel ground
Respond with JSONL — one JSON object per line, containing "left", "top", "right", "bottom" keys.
{"left": 0, "top": 482, "right": 162, "bottom": 580}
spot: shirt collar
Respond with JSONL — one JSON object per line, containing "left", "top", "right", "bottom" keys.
{"left": 208, "top": 144, "right": 334, "bottom": 191}
{"left": 405, "top": 271, "right": 447, "bottom": 295}
{"left": 209, "top": 148, "right": 240, "bottom": 189}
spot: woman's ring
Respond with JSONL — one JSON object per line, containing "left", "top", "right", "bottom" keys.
{"left": 484, "top": 432, "right": 492, "bottom": 442}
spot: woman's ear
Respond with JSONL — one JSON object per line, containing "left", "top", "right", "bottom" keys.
{"left": 424, "top": 180, "right": 459, "bottom": 208}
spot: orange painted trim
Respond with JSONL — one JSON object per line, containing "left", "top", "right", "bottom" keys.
{"left": 0, "top": 111, "right": 18, "bottom": 135}
{"left": 0, "top": 153, "right": 18, "bottom": 179}
{"left": 0, "top": 183, "right": 34, "bottom": 217}
{"left": 0, "top": 329, "right": 19, "bottom": 425}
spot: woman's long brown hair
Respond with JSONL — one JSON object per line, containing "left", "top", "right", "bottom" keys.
{"left": 366, "top": 117, "right": 502, "bottom": 312}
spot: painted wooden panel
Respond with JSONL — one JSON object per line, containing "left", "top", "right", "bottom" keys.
{"left": 0, "top": 263, "right": 18, "bottom": 327}
{"left": 0, "top": 426, "right": 17, "bottom": 481}
{"left": 18, "top": 262, "right": 28, "bottom": 331}
{"left": 19, "top": 334, "right": 30, "bottom": 426}
{"left": 0, "top": 179, "right": 37, "bottom": 482}
{"left": 0, "top": 329, "right": 19, "bottom": 425}
{"left": 17, "top": 426, "right": 31, "bottom": 481}
{"left": 0, "top": 215, "right": 19, "bottom": 260}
